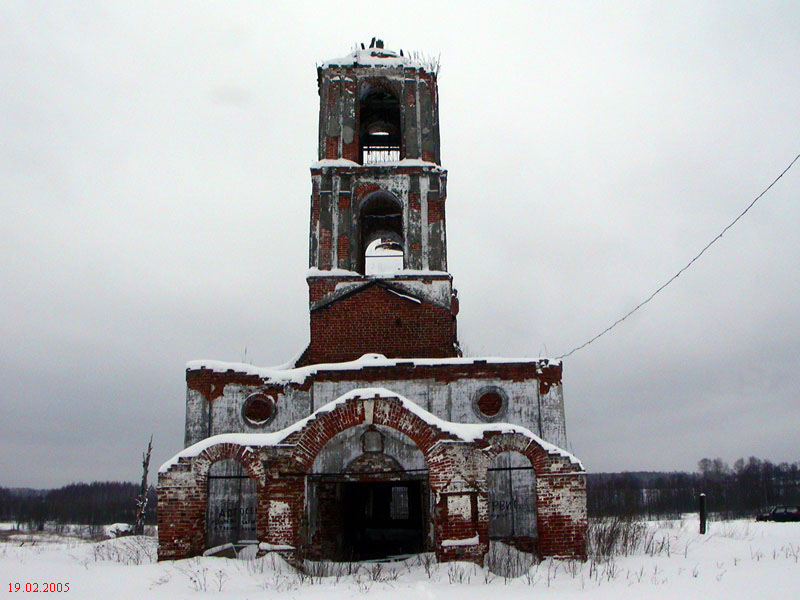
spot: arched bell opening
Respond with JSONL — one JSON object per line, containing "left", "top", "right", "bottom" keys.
{"left": 359, "top": 85, "right": 401, "bottom": 165}
{"left": 359, "top": 192, "right": 404, "bottom": 275}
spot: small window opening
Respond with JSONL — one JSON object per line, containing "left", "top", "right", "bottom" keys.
{"left": 477, "top": 392, "right": 503, "bottom": 418}
{"left": 242, "top": 394, "right": 276, "bottom": 427}
{"left": 361, "top": 426, "right": 385, "bottom": 453}
{"left": 359, "top": 87, "right": 401, "bottom": 164}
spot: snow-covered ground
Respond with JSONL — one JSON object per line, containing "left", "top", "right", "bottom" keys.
{"left": 0, "top": 518, "right": 797, "bottom": 599}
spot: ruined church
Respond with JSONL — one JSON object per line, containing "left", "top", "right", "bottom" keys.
{"left": 158, "top": 41, "right": 587, "bottom": 564}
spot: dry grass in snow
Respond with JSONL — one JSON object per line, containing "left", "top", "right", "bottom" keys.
{"left": 0, "top": 518, "right": 797, "bottom": 599}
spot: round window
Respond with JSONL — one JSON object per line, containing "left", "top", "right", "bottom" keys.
{"left": 242, "top": 393, "right": 276, "bottom": 427}
{"left": 472, "top": 387, "right": 508, "bottom": 421}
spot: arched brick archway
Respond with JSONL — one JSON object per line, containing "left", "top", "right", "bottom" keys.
{"left": 268, "top": 393, "right": 464, "bottom": 559}
{"left": 271, "top": 393, "right": 583, "bottom": 564}
{"left": 158, "top": 443, "right": 267, "bottom": 560}
{"left": 480, "top": 432, "right": 587, "bottom": 559}
{"left": 192, "top": 443, "right": 266, "bottom": 483}
{"left": 285, "top": 394, "right": 459, "bottom": 470}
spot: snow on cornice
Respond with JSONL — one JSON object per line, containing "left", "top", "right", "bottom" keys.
{"left": 306, "top": 267, "right": 362, "bottom": 277}
{"left": 310, "top": 158, "right": 360, "bottom": 168}
{"left": 186, "top": 353, "right": 560, "bottom": 385}
{"left": 322, "top": 47, "right": 430, "bottom": 71}
{"left": 310, "top": 158, "right": 442, "bottom": 170}
{"left": 305, "top": 267, "right": 451, "bottom": 278}
{"left": 159, "top": 387, "right": 582, "bottom": 473}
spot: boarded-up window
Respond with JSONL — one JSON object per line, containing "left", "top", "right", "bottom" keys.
{"left": 206, "top": 459, "right": 257, "bottom": 548}
{"left": 473, "top": 387, "right": 508, "bottom": 421}
{"left": 487, "top": 452, "right": 536, "bottom": 539}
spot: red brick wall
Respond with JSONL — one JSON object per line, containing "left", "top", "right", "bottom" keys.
{"left": 186, "top": 359, "right": 563, "bottom": 403}
{"left": 429, "top": 197, "right": 445, "bottom": 224}
{"left": 306, "top": 481, "right": 344, "bottom": 560}
{"left": 157, "top": 443, "right": 267, "bottom": 561}
{"left": 305, "top": 284, "right": 457, "bottom": 364}
{"left": 307, "top": 277, "right": 343, "bottom": 304}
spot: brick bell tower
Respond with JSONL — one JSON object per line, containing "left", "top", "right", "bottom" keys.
{"left": 299, "top": 40, "right": 459, "bottom": 366}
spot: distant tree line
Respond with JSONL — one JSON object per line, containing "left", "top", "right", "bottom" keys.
{"left": 0, "top": 482, "right": 156, "bottom": 529}
{"left": 588, "top": 457, "right": 800, "bottom": 518}
{"left": 2, "top": 456, "right": 797, "bottom": 527}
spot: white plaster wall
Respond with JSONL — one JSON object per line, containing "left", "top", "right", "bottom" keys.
{"left": 184, "top": 389, "right": 208, "bottom": 447}
{"left": 184, "top": 375, "right": 567, "bottom": 455}
{"left": 184, "top": 384, "right": 313, "bottom": 447}
{"left": 311, "top": 377, "right": 558, "bottom": 443}
{"left": 539, "top": 384, "right": 567, "bottom": 449}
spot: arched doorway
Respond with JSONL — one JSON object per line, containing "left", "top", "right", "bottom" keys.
{"left": 305, "top": 424, "right": 428, "bottom": 560}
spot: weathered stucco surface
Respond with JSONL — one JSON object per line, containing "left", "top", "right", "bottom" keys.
{"left": 184, "top": 364, "right": 567, "bottom": 451}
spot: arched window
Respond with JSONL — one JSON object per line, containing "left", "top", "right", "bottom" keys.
{"left": 359, "top": 85, "right": 401, "bottom": 164}
{"left": 359, "top": 192, "right": 404, "bottom": 274}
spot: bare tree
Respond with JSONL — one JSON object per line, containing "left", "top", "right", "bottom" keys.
{"left": 133, "top": 435, "right": 153, "bottom": 535}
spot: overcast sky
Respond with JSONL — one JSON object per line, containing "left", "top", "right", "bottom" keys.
{"left": 2, "top": 1, "right": 799, "bottom": 488}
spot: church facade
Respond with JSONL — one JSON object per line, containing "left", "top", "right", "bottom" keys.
{"left": 158, "top": 41, "right": 586, "bottom": 564}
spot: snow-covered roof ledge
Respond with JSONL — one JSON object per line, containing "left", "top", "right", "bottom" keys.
{"left": 309, "top": 158, "right": 360, "bottom": 169}
{"left": 159, "top": 387, "right": 581, "bottom": 473}
{"left": 306, "top": 267, "right": 362, "bottom": 278}
{"left": 185, "top": 353, "right": 561, "bottom": 385}
{"left": 321, "top": 43, "right": 438, "bottom": 73}
{"left": 306, "top": 267, "right": 451, "bottom": 279}
{"left": 310, "top": 158, "right": 443, "bottom": 170}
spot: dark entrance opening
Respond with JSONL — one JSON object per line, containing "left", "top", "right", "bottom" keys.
{"left": 341, "top": 480, "right": 425, "bottom": 560}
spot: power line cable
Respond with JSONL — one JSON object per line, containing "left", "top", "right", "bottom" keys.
{"left": 557, "top": 152, "right": 800, "bottom": 360}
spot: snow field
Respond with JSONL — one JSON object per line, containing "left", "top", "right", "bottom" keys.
{"left": 0, "top": 518, "right": 798, "bottom": 599}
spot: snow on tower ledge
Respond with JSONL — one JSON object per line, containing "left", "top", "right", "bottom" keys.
{"left": 321, "top": 41, "right": 439, "bottom": 73}
{"left": 185, "top": 352, "right": 560, "bottom": 384}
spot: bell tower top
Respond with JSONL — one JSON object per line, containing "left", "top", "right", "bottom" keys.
{"left": 309, "top": 41, "right": 448, "bottom": 276}
{"left": 316, "top": 39, "right": 441, "bottom": 165}
{"left": 303, "top": 41, "right": 458, "bottom": 365}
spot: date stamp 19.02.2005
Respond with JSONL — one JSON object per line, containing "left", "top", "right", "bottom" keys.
{"left": 9, "top": 582, "right": 70, "bottom": 593}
